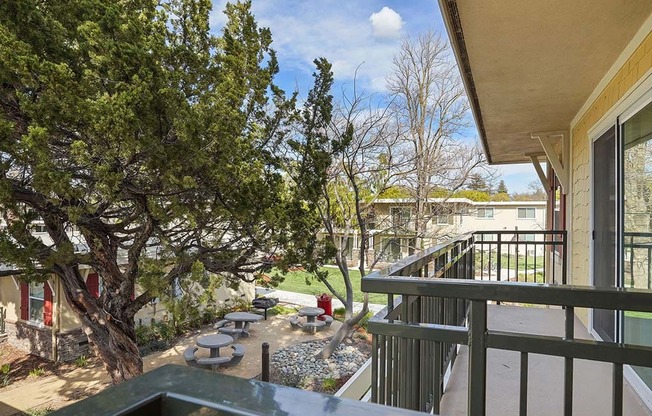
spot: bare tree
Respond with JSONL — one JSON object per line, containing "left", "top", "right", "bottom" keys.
{"left": 387, "top": 31, "right": 486, "bottom": 249}
{"left": 315, "top": 77, "right": 406, "bottom": 358}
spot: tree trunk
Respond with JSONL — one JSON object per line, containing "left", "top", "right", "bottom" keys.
{"left": 316, "top": 300, "right": 368, "bottom": 359}
{"left": 84, "top": 317, "right": 142, "bottom": 384}
{"left": 56, "top": 266, "right": 143, "bottom": 384}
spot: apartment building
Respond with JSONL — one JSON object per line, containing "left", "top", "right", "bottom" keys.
{"left": 330, "top": 198, "right": 546, "bottom": 265}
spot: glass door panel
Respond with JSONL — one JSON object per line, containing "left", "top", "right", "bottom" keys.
{"left": 623, "top": 101, "right": 652, "bottom": 388}
{"left": 593, "top": 126, "right": 617, "bottom": 342}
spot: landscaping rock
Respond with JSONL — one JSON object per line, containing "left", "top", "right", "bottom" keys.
{"left": 269, "top": 337, "right": 370, "bottom": 392}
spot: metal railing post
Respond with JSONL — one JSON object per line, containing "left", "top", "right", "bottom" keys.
{"left": 262, "top": 342, "right": 270, "bottom": 382}
{"left": 468, "top": 300, "right": 487, "bottom": 416}
{"left": 562, "top": 230, "right": 568, "bottom": 285}
{"left": 496, "top": 233, "right": 502, "bottom": 283}
{"left": 564, "top": 306, "right": 574, "bottom": 416}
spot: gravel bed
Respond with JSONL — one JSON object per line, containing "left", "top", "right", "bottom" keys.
{"left": 270, "top": 337, "right": 370, "bottom": 391}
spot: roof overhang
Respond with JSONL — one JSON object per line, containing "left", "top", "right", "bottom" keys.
{"left": 438, "top": 0, "right": 652, "bottom": 164}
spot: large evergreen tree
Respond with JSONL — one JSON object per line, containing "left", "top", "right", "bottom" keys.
{"left": 0, "top": 0, "right": 332, "bottom": 383}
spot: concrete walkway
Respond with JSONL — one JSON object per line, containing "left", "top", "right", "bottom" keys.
{"left": 439, "top": 305, "right": 652, "bottom": 416}
{"left": 255, "top": 287, "right": 386, "bottom": 315}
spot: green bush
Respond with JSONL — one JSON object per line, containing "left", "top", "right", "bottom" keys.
{"left": 135, "top": 324, "right": 156, "bottom": 346}
{"left": 150, "top": 321, "right": 177, "bottom": 342}
{"left": 322, "top": 377, "right": 338, "bottom": 392}
{"left": 267, "top": 305, "right": 297, "bottom": 317}
{"left": 201, "top": 307, "right": 219, "bottom": 325}
{"left": 25, "top": 407, "right": 54, "bottom": 416}
{"left": 0, "top": 364, "right": 10, "bottom": 387}
{"left": 356, "top": 311, "right": 373, "bottom": 331}
{"left": 29, "top": 368, "right": 45, "bottom": 378}
{"left": 74, "top": 355, "right": 88, "bottom": 368}
{"left": 135, "top": 320, "right": 178, "bottom": 357}
{"left": 333, "top": 307, "right": 346, "bottom": 321}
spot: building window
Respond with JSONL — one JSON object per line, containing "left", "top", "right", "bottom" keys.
{"left": 435, "top": 214, "right": 453, "bottom": 225}
{"left": 390, "top": 207, "right": 412, "bottom": 228}
{"left": 476, "top": 208, "right": 494, "bottom": 219}
{"left": 339, "top": 236, "right": 354, "bottom": 260}
{"left": 32, "top": 224, "right": 47, "bottom": 233}
{"left": 29, "top": 282, "right": 45, "bottom": 323}
{"left": 517, "top": 207, "right": 536, "bottom": 219}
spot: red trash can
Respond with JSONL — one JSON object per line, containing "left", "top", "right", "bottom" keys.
{"left": 316, "top": 293, "right": 332, "bottom": 321}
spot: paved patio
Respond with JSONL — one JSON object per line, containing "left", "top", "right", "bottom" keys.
{"left": 0, "top": 311, "right": 341, "bottom": 415}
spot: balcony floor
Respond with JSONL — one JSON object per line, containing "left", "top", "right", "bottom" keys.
{"left": 439, "top": 305, "right": 652, "bottom": 416}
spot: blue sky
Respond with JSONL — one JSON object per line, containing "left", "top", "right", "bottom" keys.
{"left": 209, "top": 1, "right": 539, "bottom": 194}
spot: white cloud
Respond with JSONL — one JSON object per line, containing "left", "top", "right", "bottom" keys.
{"left": 209, "top": 0, "right": 229, "bottom": 32}
{"left": 207, "top": 1, "right": 439, "bottom": 93}
{"left": 369, "top": 7, "right": 403, "bottom": 39}
{"left": 241, "top": 1, "right": 403, "bottom": 92}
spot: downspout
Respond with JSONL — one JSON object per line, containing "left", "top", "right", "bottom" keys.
{"left": 52, "top": 277, "right": 62, "bottom": 361}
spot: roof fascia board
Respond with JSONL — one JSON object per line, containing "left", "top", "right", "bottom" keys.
{"left": 437, "top": 0, "right": 492, "bottom": 163}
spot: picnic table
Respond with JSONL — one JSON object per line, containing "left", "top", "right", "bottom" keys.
{"left": 298, "top": 307, "right": 324, "bottom": 323}
{"left": 196, "top": 334, "right": 233, "bottom": 358}
{"left": 290, "top": 307, "right": 329, "bottom": 334}
{"left": 223, "top": 312, "right": 263, "bottom": 338}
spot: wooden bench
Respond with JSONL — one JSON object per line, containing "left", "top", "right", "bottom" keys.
{"left": 302, "top": 319, "right": 326, "bottom": 334}
{"left": 196, "top": 356, "right": 231, "bottom": 371}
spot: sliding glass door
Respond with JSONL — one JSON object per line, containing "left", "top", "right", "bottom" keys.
{"left": 622, "top": 101, "right": 652, "bottom": 388}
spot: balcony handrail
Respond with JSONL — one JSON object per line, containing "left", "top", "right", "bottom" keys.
{"left": 362, "top": 277, "right": 652, "bottom": 313}
{"left": 360, "top": 230, "right": 652, "bottom": 415}
{"left": 473, "top": 230, "right": 566, "bottom": 235}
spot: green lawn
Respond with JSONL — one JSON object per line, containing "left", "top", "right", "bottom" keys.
{"left": 625, "top": 311, "right": 652, "bottom": 319}
{"left": 475, "top": 253, "right": 545, "bottom": 270}
{"left": 272, "top": 267, "right": 387, "bottom": 305}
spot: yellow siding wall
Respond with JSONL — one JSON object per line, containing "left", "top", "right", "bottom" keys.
{"left": 58, "top": 282, "right": 82, "bottom": 331}
{"left": 571, "top": 31, "right": 652, "bottom": 324}
{"left": 0, "top": 277, "right": 20, "bottom": 322}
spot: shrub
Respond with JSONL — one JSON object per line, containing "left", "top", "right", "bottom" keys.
{"left": 135, "top": 324, "right": 155, "bottom": 346}
{"left": 74, "top": 355, "right": 88, "bottom": 368}
{"left": 201, "top": 307, "right": 219, "bottom": 325}
{"left": 267, "top": 305, "right": 297, "bottom": 317}
{"left": 0, "top": 364, "right": 10, "bottom": 387}
{"left": 150, "top": 321, "right": 177, "bottom": 342}
{"left": 356, "top": 311, "right": 373, "bottom": 331}
{"left": 26, "top": 407, "right": 54, "bottom": 416}
{"left": 29, "top": 368, "right": 45, "bottom": 377}
{"left": 322, "top": 377, "right": 338, "bottom": 392}
{"left": 135, "top": 320, "right": 178, "bottom": 356}
{"left": 333, "top": 307, "right": 346, "bottom": 321}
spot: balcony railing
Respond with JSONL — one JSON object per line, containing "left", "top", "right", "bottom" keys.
{"left": 361, "top": 230, "right": 652, "bottom": 416}
{"left": 624, "top": 231, "right": 652, "bottom": 289}
{"left": 473, "top": 230, "right": 567, "bottom": 284}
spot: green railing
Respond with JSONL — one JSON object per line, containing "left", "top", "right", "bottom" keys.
{"left": 361, "top": 231, "right": 652, "bottom": 416}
